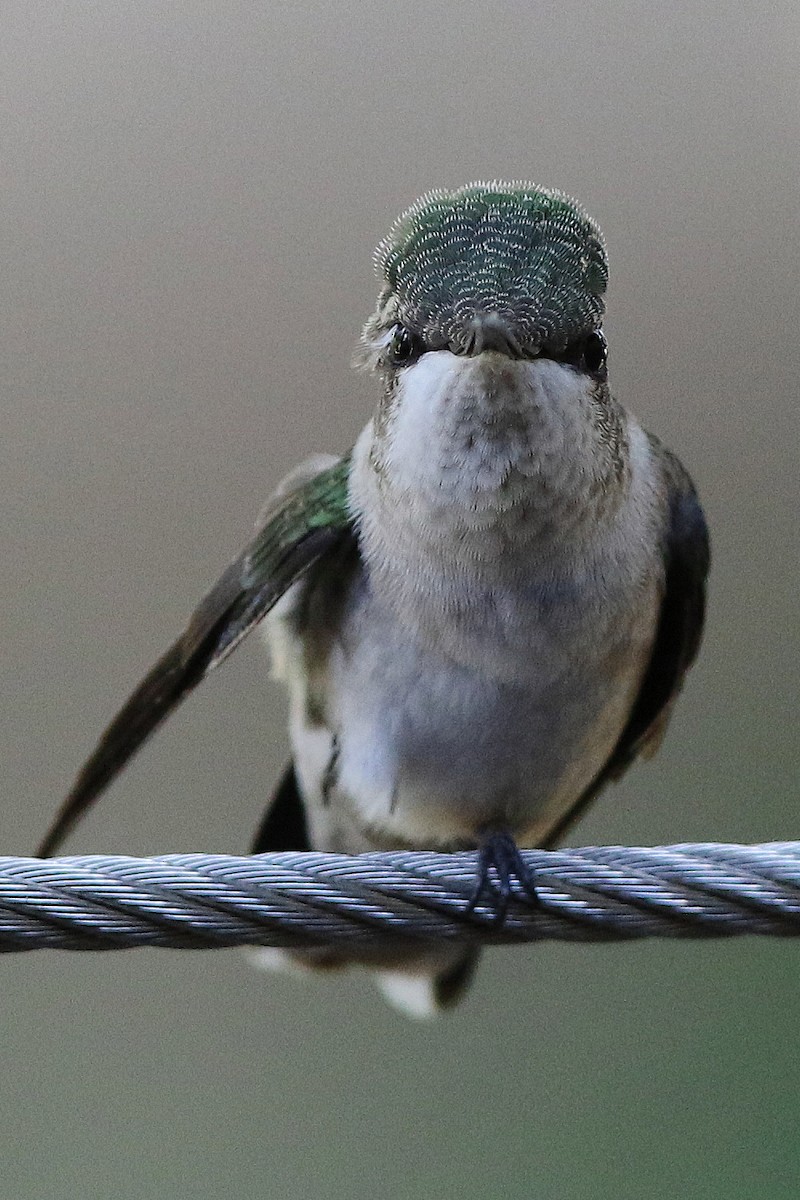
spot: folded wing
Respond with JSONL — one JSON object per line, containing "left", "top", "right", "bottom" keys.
{"left": 37, "top": 455, "right": 353, "bottom": 856}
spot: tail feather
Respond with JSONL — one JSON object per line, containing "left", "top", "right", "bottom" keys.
{"left": 376, "top": 950, "right": 480, "bottom": 1018}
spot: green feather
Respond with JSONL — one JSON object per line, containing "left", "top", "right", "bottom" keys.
{"left": 244, "top": 456, "right": 352, "bottom": 587}
{"left": 373, "top": 180, "right": 607, "bottom": 355}
{"left": 37, "top": 455, "right": 354, "bottom": 856}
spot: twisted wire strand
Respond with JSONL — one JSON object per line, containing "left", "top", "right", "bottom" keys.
{"left": 0, "top": 844, "right": 799, "bottom": 952}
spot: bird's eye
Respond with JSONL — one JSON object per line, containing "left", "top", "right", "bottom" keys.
{"left": 580, "top": 330, "right": 607, "bottom": 374}
{"left": 386, "top": 324, "right": 423, "bottom": 367}
{"left": 548, "top": 328, "right": 608, "bottom": 375}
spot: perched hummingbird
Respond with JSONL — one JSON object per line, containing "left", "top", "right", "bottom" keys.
{"left": 38, "top": 181, "right": 709, "bottom": 1016}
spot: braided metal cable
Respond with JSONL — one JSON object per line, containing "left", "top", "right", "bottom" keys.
{"left": 0, "top": 844, "right": 799, "bottom": 952}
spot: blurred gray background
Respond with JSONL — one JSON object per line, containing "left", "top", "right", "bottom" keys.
{"left": 2, "top": 2, "right": 798, "bottom": 1197}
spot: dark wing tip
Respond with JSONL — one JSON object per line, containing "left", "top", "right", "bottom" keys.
{"left": 36, "top": 520, "right": 353, "bottom": 857}
{"left": 36, "top": 638, "right": 204, "bottom": 857}
{"left": 35, "top": 456, "right": 355, "bottom": 857}
{"left": 37, "top": 556, "right": 248, "bottom": 858}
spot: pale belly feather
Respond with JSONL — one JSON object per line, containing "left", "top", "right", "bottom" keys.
{"left": 273, "top": 561, "right": 659, "bottom": 853}
{"left": 268, "top": 354, "right": 665, "bottom": 855}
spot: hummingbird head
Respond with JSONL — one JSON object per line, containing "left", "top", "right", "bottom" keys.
{"left": 360, "top": 180, "right": 609, "bottom": 375}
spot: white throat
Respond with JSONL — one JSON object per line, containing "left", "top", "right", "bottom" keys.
{"left": 345, "top": 350, "right": 645, "bottom": 678}
{"left": 384, "top": 351, "right": 608, "bottom": 499}
{"left": 353, "top": 351, "right": 627, "bottom": 565}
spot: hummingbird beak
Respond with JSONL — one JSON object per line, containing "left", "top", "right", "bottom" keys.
{"left": 462, "top": 312, "right": 524, "bottom": 358}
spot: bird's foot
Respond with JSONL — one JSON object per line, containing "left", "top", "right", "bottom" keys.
{"left": 468, "top": 829, "right": 540, "bottom": 924}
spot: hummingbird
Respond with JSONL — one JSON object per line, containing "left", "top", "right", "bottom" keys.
{"left": 38, "top": 181, "right": 709, "bottom": 1017}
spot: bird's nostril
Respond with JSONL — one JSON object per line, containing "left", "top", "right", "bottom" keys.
{"left": 462, "top": 313, "right": 522, "bottom": 358}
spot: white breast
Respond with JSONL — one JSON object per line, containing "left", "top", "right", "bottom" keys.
{"left": 269, "top": 351, "right": 665, "bottom": 851}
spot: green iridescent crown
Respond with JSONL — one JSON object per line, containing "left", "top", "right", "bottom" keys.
{"left": 370, "top": 181, "right": 608, "bottom": 356}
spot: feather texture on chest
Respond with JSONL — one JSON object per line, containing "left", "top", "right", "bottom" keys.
{"left": 348, "top": 351, "right": 662, "bottom": 675}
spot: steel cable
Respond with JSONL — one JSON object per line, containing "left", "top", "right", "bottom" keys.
{"left": 0, "top": 844, "right": 798, "bottom": 952}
